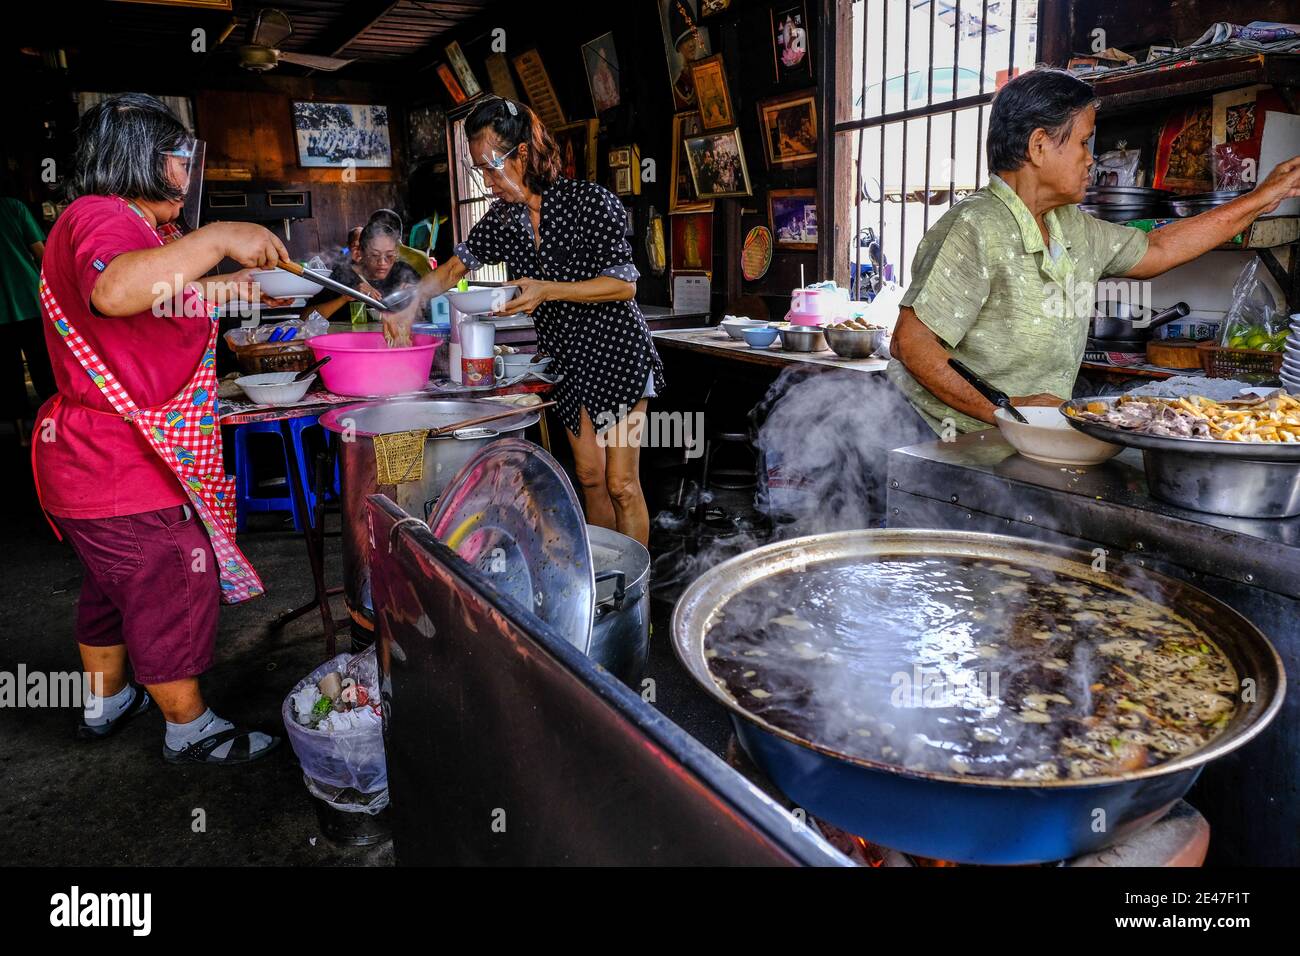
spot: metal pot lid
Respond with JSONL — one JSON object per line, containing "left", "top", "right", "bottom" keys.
{"left": 319, "top": 398, "right": 538, "bottom": 439}
{"left": 428, "top": 438, "right": 595, "bottom": 652}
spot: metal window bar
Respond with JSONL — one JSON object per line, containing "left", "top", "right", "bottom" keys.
{"left": 839, "top": 0, "right": 1031, "bottom": 281}
{"left": 449, "top": 117, "right": 508, "bottom": 284}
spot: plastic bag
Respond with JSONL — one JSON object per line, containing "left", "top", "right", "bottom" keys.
{"left": 1213, "top": 144, "right": 1253, "bottom": 191}
{"left": 1092, "top": 143, "right": 1142, "bottom": 187}
{"left": 281, "top": 648, "right": 388, "bottom": 795}
{"left": 1218, "top": 257, "right": 1288, "bottom": 351}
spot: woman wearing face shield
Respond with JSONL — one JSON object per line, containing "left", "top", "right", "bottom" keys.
{"left": 388, "top": 97, "right": 666, "bottom": 546}
{"left": 32, "top": 93, "right": 290, "bottom": 764}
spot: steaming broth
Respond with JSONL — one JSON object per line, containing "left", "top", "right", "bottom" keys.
{"left": 703, "top": 556, "right": 1238, "bottom": 781}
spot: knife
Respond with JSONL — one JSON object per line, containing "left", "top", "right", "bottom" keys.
{"left": 948, "top": 357, "right": 1028, "bottom": 424}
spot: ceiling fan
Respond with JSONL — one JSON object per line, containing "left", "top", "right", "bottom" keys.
{"left": 224, "top": 8, "right": 355, "bottom": 72}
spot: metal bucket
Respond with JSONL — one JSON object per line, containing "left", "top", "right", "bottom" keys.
{"left": 319, "top": 399, "right": 539, "bottom": 635}
{"left": 588, "top": 524, "right": 651, "bottom": 686}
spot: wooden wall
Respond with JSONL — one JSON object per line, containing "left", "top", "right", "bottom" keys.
{"left": 193, "top": 77, "right": 406, "bottom": 261}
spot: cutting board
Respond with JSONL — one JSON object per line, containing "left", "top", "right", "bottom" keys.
{"left": 1146, "top": 338, "right": 1206, "bottom": 370}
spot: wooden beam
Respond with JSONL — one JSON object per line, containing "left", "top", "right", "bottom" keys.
{"left": 311, "top": 0, "right": 402, "bottom": 58}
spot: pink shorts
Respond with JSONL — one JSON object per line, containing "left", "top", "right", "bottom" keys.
{"left": 56, "top": 504, "right": 220, "bottom": 685}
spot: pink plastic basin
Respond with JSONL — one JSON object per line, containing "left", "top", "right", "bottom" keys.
{"left": 309, "top": 332, "right": 442, "bottom": 398}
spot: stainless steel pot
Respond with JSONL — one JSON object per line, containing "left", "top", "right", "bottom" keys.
{"left": 777, "top": 325, "right": 828, "bottom": 352}
{"left": 588, "top": 524, "right": 651, "bottom": 685}
{"left": 319, "top": 399, "right": 539, "bottom": 631}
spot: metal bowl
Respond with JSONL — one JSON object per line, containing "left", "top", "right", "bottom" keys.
{"left": 776, "top": 324, "right": 828, "bottom": 352}
{"left": 671, "top": 529, "right": 1285, "bottom": 864}
{"left": 1084, "top": 185, "right": 1171, "bottom": 204}
{"left": 1166, "top": 190, "right": 1250, "bottom": 218}
{"left": 821, "top": 324, "right": 885, "bottom": 359}
{"left": 1080, "top": 202, "right": 1157, "bottom": 223}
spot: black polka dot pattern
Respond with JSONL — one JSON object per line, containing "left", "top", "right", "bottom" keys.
{"left": 454, "top": 177, "right": 666, "bottom": 436}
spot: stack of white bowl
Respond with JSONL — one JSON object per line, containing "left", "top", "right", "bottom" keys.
{"left": 1284, "top": 312, "right": 1300, "bottom": 394}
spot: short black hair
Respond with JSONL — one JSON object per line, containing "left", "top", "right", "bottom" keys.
{"left": 69, "top": 93, "right": 192, "bottom": 202}
{"left": 986, "top": 69, "right": 1097, "bottom": 174}
{"left": 368, "top": 207, "right": 402, "bottom": 235}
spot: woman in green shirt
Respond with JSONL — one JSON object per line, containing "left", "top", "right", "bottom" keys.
{"left": 0, "top": 193, "right": 54, "bottom": 424}
{"left": 889, "top": 68, "right": 1300, "bottom": 434}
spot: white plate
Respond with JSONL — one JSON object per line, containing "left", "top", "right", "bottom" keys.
{"left": 248, "top": 268, "right": 325, "bottom": 299}
{"left": 994, "top": 406, "right": 1122, "bottom": 466}
{"left": 447, "top": 286, "right": 519, "bottom": 315}
{"left": 236, "top": 372, "right": 315, "bottom": 406}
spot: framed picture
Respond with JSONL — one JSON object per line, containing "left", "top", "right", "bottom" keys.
{"left": 700, "top": 0, "right": 731, "bottom": 16}
{"left": 512, "top": 49, "right": 566, "bottom": 127}
{"left": 609, "top": 147, "right": 631, "bottom": 168}
{"left": 671, "top": 212, "right": 713, "bottom": 273}
{"left": 553, "top": 119, "right": 599, "bottom": 181}
{"left": 484, "top": 52, "right": 520, "bottom": 100}
{"left": 670, "top": 111, "right": 713, "bottom": 213}
{"left": 406, "top": 103, "right": 447, "bottom": 160}
{"left": 771, "top": 1, "right": 812, "bottom": 82}
{"left": 685, "top": 127, "right": 752, "bottom": 199}
{"left": 445, "top": 41, "right": 482, "bottom": 99}
{"left": 658, "top": 0, "right": 713, "bottom": 110}
{"left": 758, "top": 91, "right": 818, "bottom": 168}
{"left": 690, "top": 54, "right": 734, "bottom": 130}
{"left": 769, "top": 187, "right": 817, "bottom": 249}
{"left": 436, "top": 63, "right": 467, "bottom": 106}
{"left": 582, "top": 32, "right": 621, "bottom": 113}
{"left": 614, "top": 166, "right": 635, "bottom": 196}
{"left": 292, "top": 102, "right": 392, "bottom": 168}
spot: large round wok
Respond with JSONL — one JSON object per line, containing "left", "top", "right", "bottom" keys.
{"left": 672, "top": 530, "right": 1284, "bottom": 864}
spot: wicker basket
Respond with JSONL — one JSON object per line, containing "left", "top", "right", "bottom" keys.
{"left": 1197, "top": 342, "right": 1285, "bottom": 380}
{"left": 229, "top": 340, "right": 315, "bottom": 375}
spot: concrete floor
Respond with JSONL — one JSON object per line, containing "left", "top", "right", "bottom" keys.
{"left": 0, "top": 424, "right": 762, "bottom": 865}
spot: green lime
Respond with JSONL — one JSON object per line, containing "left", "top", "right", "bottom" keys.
{"left": 1246, "top": 332, "right": 1270, "bottom": 349}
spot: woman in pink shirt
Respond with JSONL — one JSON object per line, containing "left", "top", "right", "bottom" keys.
{"left": 35, "top": 93, "right": 290, "bottom": 764}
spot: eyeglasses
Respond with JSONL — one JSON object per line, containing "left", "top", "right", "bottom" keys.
{"left": 361, "top": 251, "right": 398, "bottom": 265}
{"left": 467, "top": 143, "right": 520, "bottom": 191}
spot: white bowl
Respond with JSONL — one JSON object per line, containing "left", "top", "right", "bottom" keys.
{"left": 994, "top": 406, "right": 1122, "bottom": 466}
{"left": 248, "top": 268, "right": 325, "bottom": 299}
{"left": 720, "top": 318, "right": 768, "bottom": 340}
{"left": 236, "top": 372, "right": 316, "bottom": 406}
{"left": 446, "top": 286, "right": 520, "bottom": 315}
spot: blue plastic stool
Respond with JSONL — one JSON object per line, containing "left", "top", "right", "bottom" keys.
{"left": 233, "top": 418, "right": 320, "bottom": 532}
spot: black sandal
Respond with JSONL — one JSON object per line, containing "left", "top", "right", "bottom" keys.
{"left": 163, "top": 727, "right": 282, "bottom": 765}
{"left": 77, "top": 684, "right": 152, "bottom": 741}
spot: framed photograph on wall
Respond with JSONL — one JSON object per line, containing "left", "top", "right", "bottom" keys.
{"left": 670, "top": 111, "right": 714, "bottom": 213}
{"left": 685, "top": 127, "right": 752, "bottom": 199}
{"left": 553, "top": 119, "right": 599, "bottom": 181}
{"left": 690, "top": 54, "right": 734, "bottom": 130}
{"left": 484, "top": 52, "right": 520, "bottom": 100}
{"left": 512, "top": 49, "right": 567, "bottom": 127}
{"left": 435, "top": 63, "right": 468, "bottom": 106}
{"left": 445, "top": 41, "right": 482, "bottom": 99}
{"left": 769, "top": 187, "right": 817, "bottom": 249}
{"left": 771, "top": 1, "right": 812, "bottom": 82}
{"left": 292, "top": 102, "right": 392, "bottom": 168}
{"left": 407, "top": 102, "right": 447, "bottom": 161}
{"left": 757, "top": 91, "right": 818, "bottom": 168}
{"left": 658, "top": 0, "right": 713, "bottom": 110}
{"left": 671, "top": 212, "right": 713, "bottom": 273}
{"left": 582, "top": 32, "right": 621, "bottom": 113}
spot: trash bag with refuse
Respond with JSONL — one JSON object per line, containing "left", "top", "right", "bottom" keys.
{"left": 281, "top": 646, "right": 387, "bottom": 813}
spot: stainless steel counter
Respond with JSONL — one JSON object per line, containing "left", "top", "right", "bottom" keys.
{"left": 886, "top": 431, "right": 1299, "bottom": 866}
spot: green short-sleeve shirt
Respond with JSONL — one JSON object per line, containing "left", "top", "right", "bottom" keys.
{"left": 887, "top": 175, "right": 1149, "bottom": 433}
{"left": 0, "top": 197, "right": 45, "bottom": 326}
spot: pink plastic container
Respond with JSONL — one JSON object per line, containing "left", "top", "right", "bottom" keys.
{"left": 309, "top": 332, "right": 442, "bottom": 398}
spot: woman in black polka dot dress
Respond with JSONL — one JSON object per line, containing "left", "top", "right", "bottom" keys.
{"left": 390, "top": 98, "right": 666, "bottom": 545}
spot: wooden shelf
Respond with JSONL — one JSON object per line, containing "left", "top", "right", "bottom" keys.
{"left": 1091, "top": 52, "right": 1300, "bottom": 114}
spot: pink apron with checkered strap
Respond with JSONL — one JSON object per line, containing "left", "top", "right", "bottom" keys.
{"left": 37, "top": 202, "right": 263, "bottom": 604}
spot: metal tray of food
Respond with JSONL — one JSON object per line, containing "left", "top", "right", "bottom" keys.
{"left": 1061, "top": 396, "right": 1300, "bottom": 461}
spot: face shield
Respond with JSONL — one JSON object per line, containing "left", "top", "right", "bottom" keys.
{"left": 162, "top": 139, "right": 206, "bottom": 231}
{"left": 467, "top": 141, "right": 527, "bottom": 203}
